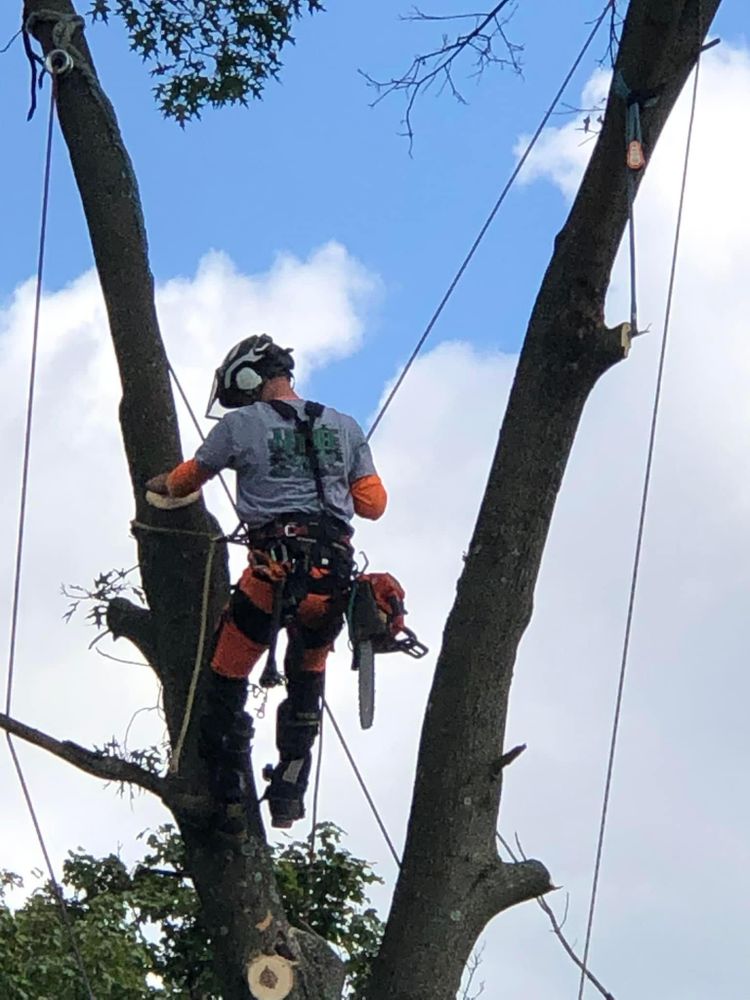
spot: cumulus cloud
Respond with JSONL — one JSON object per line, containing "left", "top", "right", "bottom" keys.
{"left": 0, "top": 242, "right": 379, "bottom": 881}
{"left": 158, "top": 242, "right": 379, "bottom": 407}
{"left": 2, "top": 42, "right": 750, "bottom": 1000}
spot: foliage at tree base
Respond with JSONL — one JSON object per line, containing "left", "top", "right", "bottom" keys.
{"left": 0, "top": 821, "right": 382, "bottom": 999}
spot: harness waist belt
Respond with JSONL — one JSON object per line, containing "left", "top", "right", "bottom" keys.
{"left": 248, "top": 514, "right": 352, "bottom": 547}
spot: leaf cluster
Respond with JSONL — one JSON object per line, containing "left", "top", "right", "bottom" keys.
{"left": 62, "top": 566, "right": 143, "bottom": 636}
{"left": 272, "top": 823, "right": 384, "bottom": 998}
{"left": 0, "top": 822, "right": 383, "bottom": 998}
{"left": 88, "top": 0, "right": 324, "bottom": 122}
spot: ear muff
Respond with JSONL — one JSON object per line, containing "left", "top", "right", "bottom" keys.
{"left": 235, "top": 366, "right": 263, "bottom": 392}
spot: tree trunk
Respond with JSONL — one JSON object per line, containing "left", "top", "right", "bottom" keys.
{"left": 23, "top": 2, "right": 343, "bottom": 997}
{"left": 366, "top": 2, "right": 720, "bottom": 999}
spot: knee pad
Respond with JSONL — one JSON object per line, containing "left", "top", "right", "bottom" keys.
{"left": 276, "top": 695, "right": 320, "bottom": 759}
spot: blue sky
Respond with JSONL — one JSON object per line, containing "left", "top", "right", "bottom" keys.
{"left": 2, "top": 4, "right": 750, "bottom": 999}
{"left": 0, "top": 0, "right": 650, "bottom": 418}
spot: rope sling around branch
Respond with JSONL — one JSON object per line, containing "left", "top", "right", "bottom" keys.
{"left": 576, "top": 43, "right": 704, "bottom": 1000}
{"left": 3, "top": 56, "right": 97, "bottom": 1000}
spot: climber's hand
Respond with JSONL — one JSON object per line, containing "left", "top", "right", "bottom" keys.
{"left": 145, "top": 472, "right": 170, "bottom": 496}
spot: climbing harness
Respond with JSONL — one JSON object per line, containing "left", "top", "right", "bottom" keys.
{"left": 252, "top": 399, "right": 355, "bottom": 688}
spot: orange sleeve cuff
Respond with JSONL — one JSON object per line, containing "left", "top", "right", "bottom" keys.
{"left": 166, "top": 459, "right": 214, "bottom": 497}
{"left": 351, "top": 474, "right": 387, "bottom": 520}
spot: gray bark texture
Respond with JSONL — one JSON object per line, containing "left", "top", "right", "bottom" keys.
{"left": 20, "top": 0, "right": 720, "bottom": 998}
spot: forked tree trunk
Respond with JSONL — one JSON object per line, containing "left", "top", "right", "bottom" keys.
{"left": 22, "top": 1, "right": 719, "bottom": 998}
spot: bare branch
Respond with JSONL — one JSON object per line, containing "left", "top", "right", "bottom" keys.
{"left": 605, "top": 1, "right": 623, "bottom": 68}
{"left": 459, "top": 943, "right": 486, "bottom": 1000}
{"left": 496, "top": 833, "right": 616, "bottom": 1000}
{"left": 96, "top": 647, "right": 150, "bottom": 668}
{"left": 0, "top": 711, "right": 167, "bottom": 798}
{"left": 361, "top": 2, "right": 523, "bottom": 148}
{"left": 0, "top": 710, "right": 212, "bottom": 824}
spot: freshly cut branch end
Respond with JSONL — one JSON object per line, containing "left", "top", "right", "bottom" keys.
{"left": 246, "top": 953, "right": 295, "bottom": 999}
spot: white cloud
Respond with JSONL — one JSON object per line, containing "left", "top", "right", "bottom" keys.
{"left": 515, "top": 67, "right": 610, "bottom": 198}
{"left": 3, "top": 41, "right": 750, "bottom": 1000}
{"left": 158, "top": 242, "right": 379, "bottom": 410}
{"left": 0, "top": 243, "right": 379, "bottom": 881}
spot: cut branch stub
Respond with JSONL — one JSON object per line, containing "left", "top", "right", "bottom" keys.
{"left": 246, "top": 953, "right": 295, "bottom": 1000}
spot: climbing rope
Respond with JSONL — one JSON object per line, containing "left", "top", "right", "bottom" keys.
{"left": 308, "top": 686, "right": 325, "bottom": 868}
{"left": 323, "top": 700, "right": 401, "bottom": 867}
{"left": 167, "top": 360, "right": 239, "bottom": 516}
{"left": 168, "top": 534, "right": 222, "bottom": 774}
{"left": 3, "top": 57, "right": 96, "bottom": 999}
{"left": 576, "top": 42, "right": 704, "bottom": 1000}
{"left": 366, "top": 0, "right": 615, "bottom": 442}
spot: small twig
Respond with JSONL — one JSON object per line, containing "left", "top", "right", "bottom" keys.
{"left": 361, "top": 1, "right": 522, "bottom": 149}
{"left": 133, "top": 865, "right": 187, "bottom": 880}
{"left": 460, "top": 942, "right": 486, "bottom": 999}
{"left": 496, "top": 832, "right": 616, "bottom": 1000}
{"left": 123, "top": 700, "right": 165, "bottom": 754}
{"left": 96, "top": 648, "right": 150, "bottom": 668}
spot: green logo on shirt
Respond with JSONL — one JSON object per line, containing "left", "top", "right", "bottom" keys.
{"left": 268, "top": 425, "right": 343, "bottom": 479}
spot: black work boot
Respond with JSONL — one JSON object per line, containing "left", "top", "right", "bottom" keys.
{"left": 263, "top": 754, "right": 311, "bottom": 829}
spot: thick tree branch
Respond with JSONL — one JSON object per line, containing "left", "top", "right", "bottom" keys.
{"left": 107, "top": 596, "right": 158, "bottom": 666}
{"left": 0, "top": 711, "right": 166, "bottom": 797}
{"left": 473, "top": 856, "right": 553, "bottom": 921}
{"left": 368, "top": 4, "right": 721, "bottom": 999}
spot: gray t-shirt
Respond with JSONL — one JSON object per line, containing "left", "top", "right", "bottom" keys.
{"left": 196, "top": 400, "right": 377, "bottom": 529}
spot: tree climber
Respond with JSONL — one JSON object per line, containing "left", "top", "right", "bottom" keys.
{"left": 145, "top": 334, "right": 388, "bottom": 832}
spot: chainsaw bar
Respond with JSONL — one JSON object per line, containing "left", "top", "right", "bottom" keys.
{"left": 355, "top": 639, "right": 375, "bottom": 730}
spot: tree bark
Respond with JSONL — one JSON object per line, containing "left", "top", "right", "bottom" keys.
{"left": 23, "top": 2, "right": 343, "bottom": 997}
{"left": 366, "top": 3, "right": 720, "bottom": 999}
